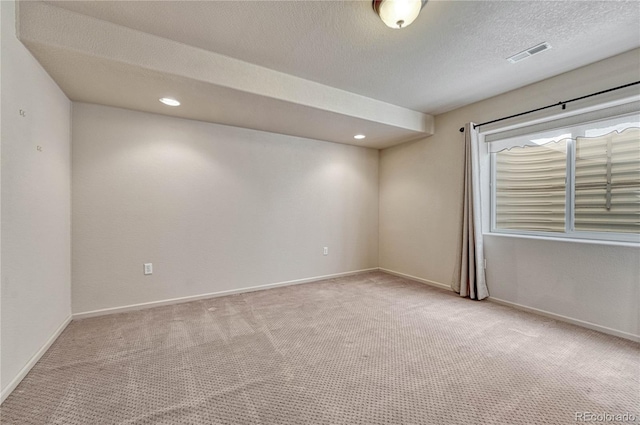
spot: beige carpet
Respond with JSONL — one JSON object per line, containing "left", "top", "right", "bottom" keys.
{"left": 1, "top": 271, "right": 638, "bottom": 424}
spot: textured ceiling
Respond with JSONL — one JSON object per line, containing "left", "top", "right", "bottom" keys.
{"left": 45, "top": 0, "right": 640, "bottom": 114}
{"left": 17, "top": 1, "right": 640, "bottom": 148}
{"left": 18, "top": 1, "right": 434, "bottom": 148}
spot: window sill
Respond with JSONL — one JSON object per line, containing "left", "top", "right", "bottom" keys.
{"left": 483, "top": 231, "right": 640, "bottom": 248}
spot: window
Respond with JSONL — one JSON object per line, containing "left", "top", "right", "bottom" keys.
{"left": 490, "top": 113, "right": 640, "bottom": 242}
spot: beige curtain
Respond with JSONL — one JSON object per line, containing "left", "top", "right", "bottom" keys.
{"left": 453, "top": 123, "right": 488, "bottom": 300}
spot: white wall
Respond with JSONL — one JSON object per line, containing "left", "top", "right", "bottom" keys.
{"left": 72, "top": 103, "right": 379, "bottom": 314}
{"left": 379, "top": 48, "right": 640, "bottom": 339}
{"left": 1, "top": 0, "right": 72, "bottom": 398}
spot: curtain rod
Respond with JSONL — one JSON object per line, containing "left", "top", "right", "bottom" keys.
{"left": 458, "top": 80, "right": 640, "bottom": 133}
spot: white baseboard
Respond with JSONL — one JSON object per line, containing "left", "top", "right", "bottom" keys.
{"left": 379, "top": 268, "right": 453, "bottom": 292}
{"left": 379, "top": 268, "right": 639, "bottom": 343}
{"left": 1, "top": 314, "right": 72, "bottom": 404}
{"left": 73, "top": 268, "right": 380, "bottom": 319}
{"left": 488, "top": 297, "right": 639, "bottom": 343}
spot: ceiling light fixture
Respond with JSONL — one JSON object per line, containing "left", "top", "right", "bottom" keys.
{"left": 373, "top": 0, "right": 427, "bottom": 29}
{"left": 159, "top": 97, "right": 180, "bottom": 106}
{"left": 354, "top": 134, "right": 366, "bottom": 140}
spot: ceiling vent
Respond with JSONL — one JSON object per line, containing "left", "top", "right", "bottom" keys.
{"left": 507, "top": 42, "right": 552, "bottom": 64}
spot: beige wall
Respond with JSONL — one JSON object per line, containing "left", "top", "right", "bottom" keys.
{"left": 379, "top": 49, "right": 640, "bottom": 338}
{"left": 1, "top": 0, "right": 72, "bottom": 397}
{"left": 72, "top": 103, "right": 379, "bottom": 314}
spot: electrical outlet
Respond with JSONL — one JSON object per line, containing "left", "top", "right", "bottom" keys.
{"left": 323, "top": 247, "right": 328, "bottom": 256}
{"left": 144, "top": 263, "right": 153, "bottom": 275}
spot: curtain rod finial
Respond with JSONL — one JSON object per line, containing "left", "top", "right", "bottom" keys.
{"left": 459, "top": 127, "right": 464, "bottom": 133}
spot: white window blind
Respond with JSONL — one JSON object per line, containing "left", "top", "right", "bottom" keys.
{"left": 489, "top": 111, "right": 640, "bottom": 243}
{"left": 495, "top": 140, "right": 567, "bottom": 232}
{"left": 574, "top": 128, "right": 640, "bottom": 233}
{"left": 484, "top": 100, "right": 640, "bottom": 143}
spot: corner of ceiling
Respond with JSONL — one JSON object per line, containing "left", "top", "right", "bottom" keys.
{"left": 17, "top": 0, "right": 435, "bottom": 149}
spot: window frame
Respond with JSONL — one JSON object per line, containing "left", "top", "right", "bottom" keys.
{"left": 488, "top": 113, "right": 640, "bottom": 245}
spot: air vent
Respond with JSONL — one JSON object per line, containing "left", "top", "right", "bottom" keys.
{"left": 507, "top": 42, "right": 552, "bottom": 64}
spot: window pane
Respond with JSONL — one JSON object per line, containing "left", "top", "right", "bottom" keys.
{"left": 495, "top": 140, "right": 567, "bottom": 232}
{"left": 575, "top": 128, "right": 640, "bottom": 234}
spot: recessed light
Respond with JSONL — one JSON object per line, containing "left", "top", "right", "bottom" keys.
{"left": 159, "top": 97, "right": 180, "bottom": 106}
{"left": 354, "top": 134, "right": 366, "bottom": 139}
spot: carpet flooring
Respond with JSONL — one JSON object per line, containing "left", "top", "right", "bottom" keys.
{"left": 1, "top": 271, "right": 638, "bottom": 424}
